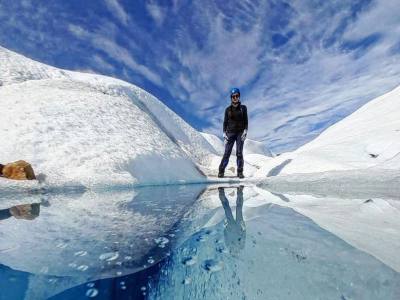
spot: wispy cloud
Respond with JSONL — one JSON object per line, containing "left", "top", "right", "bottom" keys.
{"left": 159, "top": 0, "right": 400, "bottom": 152}
{"left": 243, "top": 0, "right": 400, "bottom": 152}
{"left": 68, "top": 22, "right": 162, "bottom": 86}
{"left": 145, "top": 1, "right": 167, "bottom": 27}
{"left": 104, "top": 0, "right": 130, "bottom": 26}
{"left": 92, "top": 35, "right": 162, "bottom": 85}
{"left": 1, "top": 0, "right": 399, "bottom": 153}
{"left": 165, "top": 1, "right": 269, "bottom": 114}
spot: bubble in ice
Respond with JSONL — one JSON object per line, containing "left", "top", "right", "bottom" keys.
{"left": 87, "top": 283, "right": 95, "bottom": 288}
{"left": 147, "top": 257, "right": 155, "bottom": 264}
{"left": 116, "top": 271, "right": 122, "bottom": 276}
{"left": 77, "top": 265, "right": 89, "bottom": 272}
{"left": 196, "top": 235, "right": 208, "bottom": 242}
{"left": 121, "top": 285, "right": 126, "bottom": 290}
{"left": 86, "top": 288, "right": 98, "bottom": 298}
{"left": 140, "top": 286, "right": 147, "bottom": 291}
{"left": 99, "top": 252, "right": 119, "bottom": 261}
{"left": 124, "top": 256, "right": 132, "bottom": 260}
{"left": 182, "top": 256, "right": 197, "bottom": 266}
{"left": 68, "top": 263, "right": 77, "bottom": 268}
{"left": 74, "top": 251, "right": 87, "bottom": 257}
{"left": 120, "top": 281, "right": 125, "bottom": 286}
{"left": 202, "top": 259, "right": 224, "bottom": 272}
{"left": 216, "top": 246, "right": 228, "bottom": 254}
{"left": 154, "top": 237, "right": 169, "bottom": 247}
{"left": 182, "top": 278, "right": 192, "bottom": 285}
{"left": 56, "top": 243, "right": 67, "bottom": 249}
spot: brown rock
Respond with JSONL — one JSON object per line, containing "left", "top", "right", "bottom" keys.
{"left": 2, "top": 160, "right": 36, "bottom": 180}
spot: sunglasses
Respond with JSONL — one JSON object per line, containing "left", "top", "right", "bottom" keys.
{"left": 231, "top": 94, "right": 240, "bottom": 99}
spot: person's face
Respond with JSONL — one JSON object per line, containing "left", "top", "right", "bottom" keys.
{"left": 231, "top": 93, "right": 240, "bottom": 105}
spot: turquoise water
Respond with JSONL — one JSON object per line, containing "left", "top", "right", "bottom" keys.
{"left": 0, "top": 184, "right": 399, "bottom": 299}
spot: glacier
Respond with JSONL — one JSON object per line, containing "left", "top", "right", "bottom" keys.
{"left": 0, "top": 46, "right": 399, "bottom": 300}
{"left": 2, "top": 45, "right": 400, "bottom": 191}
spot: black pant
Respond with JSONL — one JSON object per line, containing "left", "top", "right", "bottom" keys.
{"left": 218, "top": 131, "right": 244, "bottom": 173}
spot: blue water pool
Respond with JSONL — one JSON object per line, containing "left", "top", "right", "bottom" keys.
{"left": 0, "top": 184, "right": 399, "bottom": 299}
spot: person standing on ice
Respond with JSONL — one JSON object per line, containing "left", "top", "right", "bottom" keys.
{"left": 218, "top": 88, "right": 248, "bottom": 178}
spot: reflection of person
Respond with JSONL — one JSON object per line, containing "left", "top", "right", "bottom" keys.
{"left": 218, "top": 88, "right": 248, "bottom": 179}
{"left": 218, "top": 186, "right": 246, "bottom": 254}
{"left": 0, "top": 203, "right": 40, "bottom": 221}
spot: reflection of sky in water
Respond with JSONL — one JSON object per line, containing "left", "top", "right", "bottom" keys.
{"left": 0, "top": 185, "right": 399, "bottom": 299}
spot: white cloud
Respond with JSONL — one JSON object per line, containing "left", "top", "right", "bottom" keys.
{"left": 163, "top": 0, "right": 400, "bottom": 152}
{"left": 146, "top": 1, "right": 167, "bottom": 27}
{"left": 68, "top": 24, "right": 89, "bottom": 39}
{"left": 3, "top": 0, "right": 399, "bottom": 153}
{"left": 165, "top": 1, "right": 269, "bottom": 118}
{"left": 92, "top": 54, "right": 115, "bottom": 72}
{"left": 343, "top": 0, "right": 400, "bottom": 40}
{"left": 92, "top": 36, "right": 162, "bottom": 86}
{"left": 104, "top": 0, "right": 129, "bottom": 26}
{"left": 68, "top": 21, "right": 162, "bottom": 86}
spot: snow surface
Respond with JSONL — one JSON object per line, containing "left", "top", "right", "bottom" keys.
{"left": 255, "top": 85, "right": 400, "bottom": 177}
{"left": 0, "top": 46, "right": 220, "bottom": 189}
{"left": 0, "top": 46, "right": 276, "bottom": 190}
{"left": 1, "top": 44, "right": 400, "bottom": 193}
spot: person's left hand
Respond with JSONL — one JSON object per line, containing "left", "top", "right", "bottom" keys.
{"left": 223, "top": 132, "right": 228, "bottom": 145}
{"left": 241, "top": 130, "right": 247, "bottom": 141}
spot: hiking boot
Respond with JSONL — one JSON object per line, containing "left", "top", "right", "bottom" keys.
{"left": 237, "top": 171, "right": 244, "bottom": 179}
{"left": 218, "top": 172, "right": 224, "bottom": 178}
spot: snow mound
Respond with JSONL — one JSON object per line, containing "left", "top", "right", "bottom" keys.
{"left": 255, "top": 85, "right": 400, "bottom": 176}
{"left": 200, "top": 132, "right": 225, "bottom": 154}
{"left": 0, "top": 46, "right": 217, "bottom": 189}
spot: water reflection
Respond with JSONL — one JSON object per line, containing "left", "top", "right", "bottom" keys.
{"left": 0, "top": 184, "right": 206, "bottom": 300}
{"left": 0, "top": 203, "right": 40, "bottom": 221}
{"left": 0, "top": 184, "right": 399, "bottom": 300}
{"left": 218, "top": 186, "right": 246, "bottom": 254}
{"left": 148, "top": 185, "right": 400, "bottom": 300}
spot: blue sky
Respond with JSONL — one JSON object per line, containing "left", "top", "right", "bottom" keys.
{"left": 0, "top": 0, "right": 399, "bottom": 153}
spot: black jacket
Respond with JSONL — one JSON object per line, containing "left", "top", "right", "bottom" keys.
{"left": 223, "top": 103, "right": 248, "bottom": 133}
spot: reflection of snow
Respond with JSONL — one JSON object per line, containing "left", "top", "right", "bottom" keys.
{"left": 254, "top": 185, "right": 400, "bottom": 273}
{"left": 0, "top": 184, "right": 399, "bottom": 299}
{"left": 149, "top": 194, "right": 400, "bottom": 300}
{"left": 0, "top": 184, "right": 205, "bottom": 283}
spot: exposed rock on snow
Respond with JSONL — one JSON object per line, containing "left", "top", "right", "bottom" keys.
{"left": 1, "top": 160, "right": 36, "bottom": 180}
